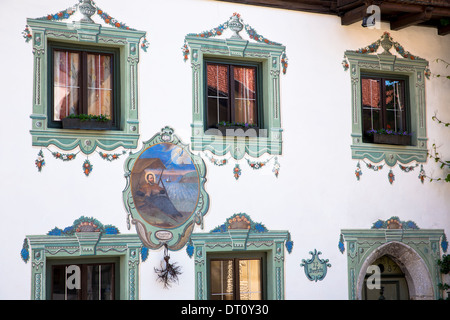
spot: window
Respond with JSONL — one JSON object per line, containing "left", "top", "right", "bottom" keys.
{"left": 49, "top": 43, "right": 120, "bottom": 129}
{"left": 189, "top": 213, "right": 292, "bottom": 300}
{"left": 26, "top": 7, "right": 146, "bottom": 154}
{"left": 361, "top": 74, "right": 409, "bottom": 144}
{"left": 23, "top": 216, "right": 144, "bottom": 300}
{"left": 184, "top": 14, "right": 286, "bottom": 160}
{"left": 206, "top": 61, "right": 260, "bottom": 130}
{"left": 343, "top": 32, "right": 429, "bottom": 166}
{"left": 50, "top": 261, "right": 117, "bottom": 300}
{"left": 209, "top": 253, "right": 265, "bottom": 300}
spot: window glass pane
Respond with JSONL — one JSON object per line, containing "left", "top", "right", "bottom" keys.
{"left": 385, "top": 79, "right": 405, "bottom": 132}
{"left": 238, "top": 259, "right": 262, "bottom": 300}
{"left": 51, "top": 265, "right": 79, "bottom": 300}
{"left": 87, "top": 54, "right": 113, "bottom": 119}
{"left": 234, "top": 67, "right": 257, "bottom": 125}
{"left": 207, "top": 63, "right": 229, "bottom": 128}
{"left": 53, "top": 51, "right": 80, "bottom": 121}
{"left": 210, "top": 260, "right": 234, "bottom": 300}
{"left": 86, "top": 265, "right": 100, "bottom": 300}
{"left": 100, "top": 264, "right": 114, "bottom": 300}
{"left": 361, "top": 78, "right": 381, "bottom": 132}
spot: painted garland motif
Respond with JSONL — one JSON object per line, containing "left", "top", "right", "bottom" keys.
{"left": 355, "top": 160, "right": 425, "bottom": 184}
{"left": 342, "top": 32, "right": 430, "bottom": 78}
{"left": 34, "top": 147, "right": 130, "bottom": 175}
{"left": 202, "top": 152, "right": 280, "bottom": 179}
{"left": 23, "top": 0, "right": 149, "bottom": 51}
{"left": 182, "top": 13, "right": 288, "bottom": 74}
{"left": 98, "top": 150, "right": 127, "bottom": 162}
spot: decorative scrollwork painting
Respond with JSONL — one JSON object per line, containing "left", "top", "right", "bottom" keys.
{"left": 122, "top": 126, "right": 209, "bottom": 251}
{"left": 300, "top": 249, "right": 331, "bottom": 282}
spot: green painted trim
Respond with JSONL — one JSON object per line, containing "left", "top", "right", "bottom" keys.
{"left": 26, "top": 233, "right": 143, "bottom": 300}
{"left": 27, "top": 18, "right": 146, "bottom": 154}
{"left": 340, "top": 228, "right": 444, "bottom": 300}
{"left": 185, "top": 33, "right": 285, "bottom": 160}
{"left": 344, "top": 37, "right": 429, "bottom": 166}
{"left": 189, "top": 213, "right": 291, "bottom": 300}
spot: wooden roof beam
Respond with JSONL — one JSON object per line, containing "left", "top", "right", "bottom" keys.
{"left": 390, "top": 6, "right": 434, "bottom": 30}
{"left": 341, "top": 4, "right": 367, "bottom": 25}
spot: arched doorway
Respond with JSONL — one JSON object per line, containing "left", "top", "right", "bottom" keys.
{"left": 362, "top": 255, "right": 409, "bottom": 300}
{"left": 357, "top": 241, "right": 434, "bottom": 300}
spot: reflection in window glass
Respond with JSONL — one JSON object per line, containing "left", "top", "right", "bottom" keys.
{"left": 53, "top": 51, "right": 80, "bottom": 121}
{"left": 206, "top": 62, "right": 258, "bottom": 129}
{"left": 239, "top": 259, "right": 262, "bottom": 300}
{"left": 210, "top": 260, "right": 234, "bottom": 300}
{"left": 51, "top": 263, "right": 114, "bottom": 300}
{"left": 210, "top": 258, "right": 262, "bottom": 300}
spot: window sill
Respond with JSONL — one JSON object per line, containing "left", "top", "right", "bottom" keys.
{"left": 192, "top": 124, "right": 282, "bottom": 160}
{"left": 206, "top": 126, "right": 268, "bottom": 138}
{"left": 30, "top": 119, "right": 139, "bottom": 154}
{"left": 351, "top": 136, "right": 427, "bottom": 166}
{"left": 61, "top": 118, "right": 114, "bottom": 131}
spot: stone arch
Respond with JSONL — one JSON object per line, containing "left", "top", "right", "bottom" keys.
{"left": 356, "top": 241, "right": 434, "bottom": 300}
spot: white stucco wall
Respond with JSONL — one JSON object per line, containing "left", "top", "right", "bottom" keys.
{"left": 0, "top": 0, "right": 449, "bottom": 300}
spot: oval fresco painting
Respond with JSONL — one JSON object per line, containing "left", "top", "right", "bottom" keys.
{"left": 130, "top": 142, "right": 200, "bottom": 229}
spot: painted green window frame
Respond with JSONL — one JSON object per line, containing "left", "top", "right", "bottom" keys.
{"left": 25, "top": 232, "right": 143, "bottom": 300}
{"left": 344, "top": 33, "right": 429, "bottom": 166}
{"left": 185, "top": 30, "right": 285, "bottom": 160}
{"left": 27, "top": 18, "right": 146, "bottom": 154}
{"left": 188, "top": 214, "right": 292, "bottom": 300}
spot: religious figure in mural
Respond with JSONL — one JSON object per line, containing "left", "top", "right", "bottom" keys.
{"left": 136, "top": 170, "right": 183, "bottom": 219}
{"left": 131, "top": 143, "right": 200, "bottom": 229}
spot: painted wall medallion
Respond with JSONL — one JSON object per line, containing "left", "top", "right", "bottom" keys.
{"left": 300, "top": 249, "right": 331, "bottom": 282}
{"left": 123, "top": 126, "right": 209, "bottom": 250}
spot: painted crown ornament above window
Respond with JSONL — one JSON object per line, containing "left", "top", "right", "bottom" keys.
{"left": 23, "top": 0, "right": 149, "bottom": 50}
{"left": 26, "top": 0, "right": 148, "bottom": 175}
{"left": 182, "top": 12, "right": 288, "bottom": 73}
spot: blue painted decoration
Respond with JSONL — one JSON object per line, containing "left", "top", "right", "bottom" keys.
{"left": 300, "top": 249, "right": 331, "bottom": 282}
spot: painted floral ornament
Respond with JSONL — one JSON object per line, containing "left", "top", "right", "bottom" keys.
{"left": 233, "top": 163, "right": 241, "bottom": 180}
{"left": 272, "top": 156, "right": 280, "bottom": 178}
{"left": 35, "top": 149, "right": 45, "bottom": 172}
{"left": 98, "top": 150, "right": 127, "bottom": 161}
{"left": 418, "top": 165, "right": 426, "bottom": 184}
{"left": 388, "top": 169, "right": 395, "bottom": 184}
{"left": 82, "top": 159, "right": 93, "bottom": 176}
{"left": 183, "top": 12, "right": 288, "bottom": 73}
{"left": 51, "top": 150, "right": 78, "bottom": 161}
{"left": 355, "top": 161, "right": 362, "bottom": 181}
{"left": 24, "top": 0, "right": 149, "bottom": 52}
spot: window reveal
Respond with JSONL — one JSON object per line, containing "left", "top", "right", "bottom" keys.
{"left": 361, "top": 75, "right": 407, "bottom": 142}
{"left": 210, "top": 258, "right": 262, "bottom": 300}
{"left": 206, "top": 62, "right": 258, "bottom": 129}
{"left": 52, "top": 48, "right": 114, "bottom": 125}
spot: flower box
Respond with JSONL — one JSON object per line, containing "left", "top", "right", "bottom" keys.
{"left": 216, "top": 125, "right": 267, "bottom": 137}
{"left": 62, "top": 118, "right": 113, "bottom": 130}
{"left": 370, "top": 133, "right": 411, "bottom": 146}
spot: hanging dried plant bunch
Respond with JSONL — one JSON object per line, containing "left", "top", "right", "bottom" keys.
{"left": 154, "top": 244, "right": 182, "bottom": 289}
